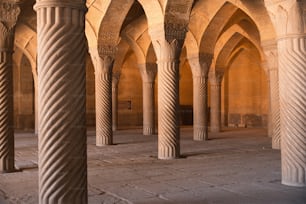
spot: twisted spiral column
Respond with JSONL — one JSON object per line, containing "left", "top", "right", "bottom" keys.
{"left": 158, "top": 59, "right": 180, "bottom": 159}
{"left": 193, "top": 76, "right": 208, "bottom": 140}
{"left": 139, "top": 63, "right": 157, "bottom": 136}
{"left": 95, "top": 56, "right": 113, "bottom": 146}
{"left": 143, "top": 82, "right": 155, "bottom": 135}
{"left": 0, "top": 51, "right": 14, "bottom": 173}
{"left": 0, "top": 3, "right": 20, "bottom": 172}
{"left": 35, "top": 1, "right": 88, "bottom": 203}
{"left": 189, "top": 56, "right": 211, "bottom": 141}
{"left": 269, "top": 68, "right": 281, "bottom": 149}
{"left": 210, "top": 78, "right": 222, "bottom": 133}
{"left": 278, "top": 37, "right": 306, "bottom": 187}
{"left": 112, "top": 74, "right": 119, "bottom": 132}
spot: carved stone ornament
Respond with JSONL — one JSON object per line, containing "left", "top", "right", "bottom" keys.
{"left": 0, "top": 2, "right": 20, "bottom": 27}
{"left": 98, "top": 45, "right": 117, "bottom": 59}
{"left": 265, "top": 0, "right": 305, "bottom": 36}
{"left": 139, "top": 63, "right": 157, "bottom": 83}
{"left": 164, "top": 21, "right": 188, "bottom": 42}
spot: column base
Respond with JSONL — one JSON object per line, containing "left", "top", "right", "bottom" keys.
{"left": 272, "top": 141, "right": 280, "bottom": 150}
{"left": 143, "top": 126, "right": 155, "bottom": 135}
{"left": 0, "top": 168, "right": 21, "bottom": 174}
{"left": 193, "top": 126, "right": 208, "bottom": 141}
{"left": 0, "top": 159, "right": 15, "bottom": 173}
{"left": 158, "top": 143, "right": 180, "bottom": 160}
{"left": 96, "top": 133, "right": 113, "bottom": 146}
{"left": 282, "top": 180, "right": 306, "bottom": 187}
{"left": 158, "top": 155, "right": 180, "bottom": 160}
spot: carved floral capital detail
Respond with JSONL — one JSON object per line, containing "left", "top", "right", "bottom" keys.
{"left": 0, "top": 2, "right": 20, "bottom": 50}
{"left": 264, "top": 0, "right": 305, "bottom": 36}
{"left": 0, "top": 2, "right": 20, "bottom": 27}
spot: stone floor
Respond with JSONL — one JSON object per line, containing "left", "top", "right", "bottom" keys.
{"left": 0, "top": 127, "right": 305, "bottom": 204}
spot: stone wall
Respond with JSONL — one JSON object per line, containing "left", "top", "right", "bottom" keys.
{"left": 13, "top": 54, "right": 34, "bottom": 130}
{"left": 222, "top": 42, "right": 269, "bottom": 128}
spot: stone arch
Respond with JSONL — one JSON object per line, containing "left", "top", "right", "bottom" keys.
{"left": 121, "top": 15, "right": 148, "bottom": 64}
{"left": 15, "top": 23, "right": 37, "bottom": 80}
{"left": 85, "top": 0, "right": 111, "bottom": 49}
{"left": 13, "top": 48, "right": 35, "bottom": 130}
{"left": 221, "top": 39, "right": 268, "bottom": 127}
{"left": 164, "top": 0, "right": 194, "bottom": 41}
{"left": 146, "top": 43, "right": 157, "bottom": 64}
{"left": 86, "top": 0, "right": 136, "bottom": 51}
{"left": 199, "top": 2, "right": 239, "bottom": 55}
{"left": 97, "top": 0, "right": 135, "bottom": 52}
{"left": 137, "top": 0, "right": 164, "bottom": 28}
{"left": 213, "top": 26, "right": 265, "bottom": 73}
{"left": 85, "top": 19, "right": 98, "bottom": 49}
{"left": 186, "top": 0, "right": 276, "bottom": 57}
{"left": 217, "top": 37, "right": 264, "bottom": 74}
{"left": 113, "top": 40, "right": 130, "bottom": 75}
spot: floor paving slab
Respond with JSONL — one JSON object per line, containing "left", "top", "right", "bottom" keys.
{"left": 0, "top": 127, "right": 305, "bottom": 203}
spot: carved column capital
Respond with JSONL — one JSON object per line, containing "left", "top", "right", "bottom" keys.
{"left": 0, "top": 1, "right": 20, "bottom": 25}
{"left": 209, "top": 70, "right": 224, "bottom": 85}
{"left": 0, "top": 2, "right": 20, "bottom": 51}
{"left": 149, "top": 22, "right": 187, "bottom": 63}
{"left": 188, "top": 53, "right": 213, "bottom": 78}
{"left": 34, "top": 0, "right": 87, "bottom": 11}
{"left": 164, "top": 21, "right": 188, "bottom": 43}
{"left": 149, "top": 21, "right": 188, "bottom": 43}
{"left": 264, "top": 0, "right": 306, "bottom": 37}
{"left": 98, "top": 45, "right": 117, "bottom": 59}
{"left": 138, "top": 63, "right": 157, "bottom": 83}
{"left": 262, "top": 40, "right": 278, "bottom": 72}
{"left": 90, "top": 48, "right": 114, "bottom": 80}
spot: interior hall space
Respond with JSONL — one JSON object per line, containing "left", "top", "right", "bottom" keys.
{"left": 0, "top": 0, "right": 305, "bottom": 203}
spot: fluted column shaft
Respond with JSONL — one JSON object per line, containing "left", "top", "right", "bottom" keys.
{"left": 35, "top": 1, "right": 88, "bottom": 203}
{"left": 210, "top": 78, "right": 222, "bottom": 133}
{"left": 94, "top": 56, "right": 113, "bottom": 145}
{"left": 34, "top": 77, "right": 38, "bottom": 135}
{"left": 269, "top": 68, "right": 281, "bottom": 149}
{"left": 153, "top": 39, "right": 182, "bottom": 159}
{"left": 149, "top": 22, "right": 187, "bottom": 159}
{"left": 193, "top": 76, "right": 208, "bottom": 140}
{"left": 143, "top": 82, "right": 155, "bottom": 135}
{"left": 0, "top": 51, "right": 14, "bottom": 173}
{"left": 266, "top": 78, "right": 273, "bottom": 138}
{"left": 278, "top": 37, "right": 306, "bottom": 187}
{"left": 265, "top": 0, "right": 306, "bottom": 187}
{"left": 112, "top": 74, "right": 119, "bottom": 131}
{"left": 139, "top": 63, "right": 157, "bottom": 136}
{"left": 0, "top": 2, "right": 20, "bottom": 173}
{"left": 262, "top": 46, "right": 281, "bottom": 149}
{"left": 158, "top": 58, "right": 180, "bottom": 159}
{"left": 189, "top": 56, "right": 212, "bottom": 141}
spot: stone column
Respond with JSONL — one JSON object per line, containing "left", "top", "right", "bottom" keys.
{"left": 209, "top": 71, "right": 223, "bottom": 133}
{"left": 112, "top": 73, "right": 119, "bottom": 131}
{"left": 189, "top": 55, "right": 212, "bottom": 141}
{"left": 139, "top": 63, "right": 157, "bottom": 136}
{"left": 34, "top": 0, "right": 88, "bottom": 203}
{"left": 91, "top": 50, "right": 114, "bottom": 146}
{"left": 265, "top": 0, "right": 306, "bottom": 187}
{"left": 150, "top": 25, "right": 186, "bottom": 159}
{"left": 33, "top": 73, "right": 38, "bottom": 135}
{"left": 262, "top": 43, "right": 281, "bottom": 149}
{"left": 34, "top": 85, "right": 38, "bottom": 135}
{"left": 0, "top": 2, "right": 20, "bottom": 173}
{"left": 268, "top": 68, "right": 280, "bottom": 147}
